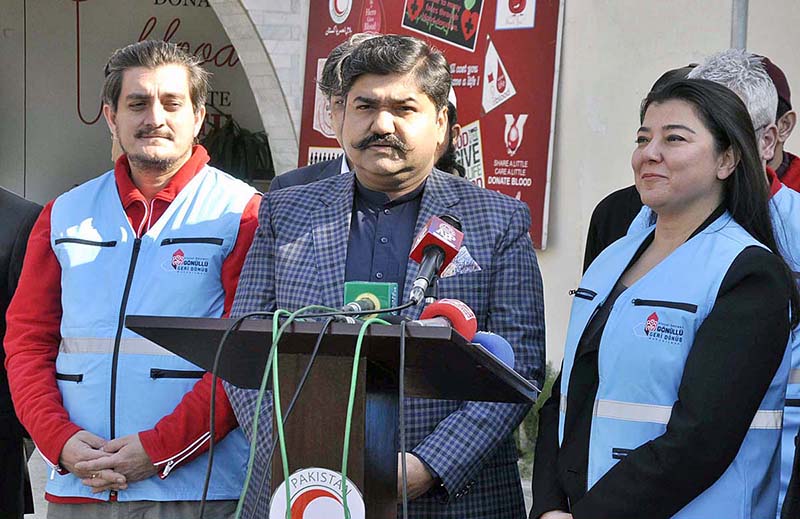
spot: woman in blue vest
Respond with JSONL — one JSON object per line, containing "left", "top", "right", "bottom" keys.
{"left": 531, "top": 79, "right": 800, "bottom": 519}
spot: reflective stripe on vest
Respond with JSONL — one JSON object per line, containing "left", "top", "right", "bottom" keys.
{"left": 59, "top": 337, "right": 173, "bottom": 355}
{"left": 560, "top": 393, "right": 782, "bottom": 430}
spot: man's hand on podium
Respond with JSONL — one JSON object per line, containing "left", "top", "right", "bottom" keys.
{"left": 397, "top": 452, "right": 435, "bottom": 500}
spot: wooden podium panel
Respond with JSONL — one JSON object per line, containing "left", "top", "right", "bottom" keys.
{"left": 126, "top": 315, "right": 538, "bottom": 518}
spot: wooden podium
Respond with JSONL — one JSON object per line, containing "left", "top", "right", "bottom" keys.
{"left": 126, "top": 315, "right": 538, "bottom": 518}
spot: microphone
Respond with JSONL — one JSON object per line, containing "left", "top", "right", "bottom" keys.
{"left": 341, "top": 281, "right": 399, "bottom": 318}
{"left": 414, "top": 298, "right": 478, "bottom": 341}
{"left": 472, "top": 331, "right": 515, "bottom": 368}
{"left": 409, "top": 215, "right": 464, "bottom": 304}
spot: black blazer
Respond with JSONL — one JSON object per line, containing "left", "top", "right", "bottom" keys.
{"left": 0, "top": 187, "right": 41, "bottom": 514}
{"left": 269, "top": 156, "right": 343, "bottom": 192}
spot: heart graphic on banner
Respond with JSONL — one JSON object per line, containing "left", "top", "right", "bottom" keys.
{"left": 407, "top": 0, "right": 424, "bottom": 22}
{"left": 461, "top": 9, "right": 479, "bottom": 41}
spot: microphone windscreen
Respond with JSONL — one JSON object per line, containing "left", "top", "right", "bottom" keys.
{"left": 419, "top": 299, "right": 477, "bottom": 341}
{"left": 409, "top": 216, "right": 464, "bottom": 275}
{"left": 472, "top": 331, "right": 515, "bottom": 368}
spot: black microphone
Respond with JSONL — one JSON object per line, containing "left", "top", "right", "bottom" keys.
{"left": 408, "top": 215, "right": 464, "bottom": 304}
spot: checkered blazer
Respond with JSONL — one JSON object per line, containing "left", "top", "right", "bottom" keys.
{"left": 226, "top": 169, "right": 545, "bottom": 518}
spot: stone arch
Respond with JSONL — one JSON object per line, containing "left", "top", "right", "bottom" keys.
{"left": 210, "top": 0, "right": 298, "bottom": 175}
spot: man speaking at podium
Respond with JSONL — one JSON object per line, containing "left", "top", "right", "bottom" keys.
{"left": 227, "top": 34, "right": 544, "bottom": 518}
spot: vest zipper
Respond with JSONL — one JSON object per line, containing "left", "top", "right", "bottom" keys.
{"left": 110, "top": 238, "right": 142, "bottom": 440}
{"left": 150, "top": 368, "right": 205, "bottom": 379}
{"left": 569, "top": 287, "right": 597, "bottom": 300}
{"left": 160, "top": 237, "right": 224, "bottom": 246}
{"left": 54, "top": 238, "right": 117, "bottom": 247}
{"left": 631, "top": 298, "right": 698, "bottom": 313}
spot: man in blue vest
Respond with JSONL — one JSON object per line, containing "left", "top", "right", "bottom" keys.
{"left": 5, "top": 40, "right": 260, "bottom": 518}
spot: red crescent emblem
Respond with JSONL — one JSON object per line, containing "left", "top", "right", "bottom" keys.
{"left": 291, "top": 488, "right": 342, "bottom": 517}
{"left": 333, "top": 0, "right": 347, "bottom": 16}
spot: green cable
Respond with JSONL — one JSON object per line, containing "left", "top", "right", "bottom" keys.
{"left": 235, "top": 309, "right": 290, "bottom": 519}
{"left": 235, "top": 305, "right": 337, "bottom": 519}
{"left": 272, "top": 313, "right": 292, "bottom": 519}
{"left": 341, "top": 317, "right": 389, "bottom": 518}
{"left": 272, "top": 305, "right": 338, "bottom": 519}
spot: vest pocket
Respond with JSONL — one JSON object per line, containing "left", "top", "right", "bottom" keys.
{"left": 55, "top": 372, "right": 84, "bottom": 383}
{"left": 54, "top": 238, "right": 117, "bottom": 247}
{"left": 160, "top": 237, "right": 224, "bottom": 246}
{"left": 612, "top": 447, "right": 632, "bottom": 460}
{"left": 570, "top": 287, "right": 597, "bottom": 300}
{"left": 150, "top": 368, "right": 205, "bottom": 379}
{"left": 631, "top": 298, "right": 698, "bottom": 313}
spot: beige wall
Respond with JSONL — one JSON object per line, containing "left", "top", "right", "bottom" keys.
{"left": 532, "top": 1, "right": 800, "bottom": 366}
{"left": 749, "top": 0, "right": 800, "bottom": 154}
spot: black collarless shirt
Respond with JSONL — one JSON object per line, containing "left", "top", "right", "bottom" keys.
{"left": 344, "top": 179, "right": 425, "bottom": 298}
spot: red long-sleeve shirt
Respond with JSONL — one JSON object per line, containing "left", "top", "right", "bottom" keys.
{"left": 4, "top": 146, "right": 260, "bottom": 503}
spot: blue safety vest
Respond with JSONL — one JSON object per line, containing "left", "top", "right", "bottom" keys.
{"left": 47, "top": 167, "right": 254, "bottom": 501}
{"left": 629, "top": 189, "right": 800, "bottom": 517}
{"left": 769, "top": 185, "right": 800, "bottom": 516}
{"left": 563, "top": 212, "right": 789, "bottom": 518}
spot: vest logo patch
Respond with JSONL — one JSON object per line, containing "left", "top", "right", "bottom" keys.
{"left": 163, "top": 248, "right": 210, "bottom": 274}
{"left": 635, "top": 312, "right": 685, "bottom": 345}
{"left": 171, "top": 249, "right": 185, "bottom": 269}
{"left": 644, "top": 312, "right": 658, "bottom": 335}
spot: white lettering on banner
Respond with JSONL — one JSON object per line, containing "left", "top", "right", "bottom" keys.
{"left": 455, "top": 120, "right": 485, "bottom": 187}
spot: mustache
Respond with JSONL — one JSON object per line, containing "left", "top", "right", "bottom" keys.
{"left": 353, "top": 133, "right": 408, "bottom": 152}
{"left": 135, "top": 127, "right": 173, "bottom": 140}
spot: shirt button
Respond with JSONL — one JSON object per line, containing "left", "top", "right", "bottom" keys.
{"left": 383, "top": 209, "right": 390, "bottom": 215}
{"left": 380, "top": 236, "right": 388, "bottom": 244}
{"left": 375, "top": 272, "right": 384, "bottom": 279}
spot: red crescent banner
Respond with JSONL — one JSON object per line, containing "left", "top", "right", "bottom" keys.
{"left": 299, "top": 0, "right": 563, "bottom": 248}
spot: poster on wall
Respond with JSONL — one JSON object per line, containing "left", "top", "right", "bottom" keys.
{"left": 298, "top": 0, "right": 563, "bottom": 249}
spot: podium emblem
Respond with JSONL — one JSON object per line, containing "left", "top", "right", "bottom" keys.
{"left": 269, "top": 467, "right": 366, "bottom": 519}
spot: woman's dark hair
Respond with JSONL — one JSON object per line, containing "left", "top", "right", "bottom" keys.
{"left": 641, "top": 78, "right": 800, "bottom": 326}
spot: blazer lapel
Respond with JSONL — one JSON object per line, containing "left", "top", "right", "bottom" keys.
{"left": 311, "top": 172, "right": 355, "bottom": 309}
{"left": 401, "top": 169, "right": 461, "bottom": 319}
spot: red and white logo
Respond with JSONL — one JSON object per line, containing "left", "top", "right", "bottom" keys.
{"left": 495, "top": 0, "right": 536, "bottom": 30}
{"left": 644, "top": 312, "right": 659, "bottom": 335}
{"left": 434, "top": 222, "right": 459, "bottom": 246}
{"left": 482, "top": 39, "right": 516, "bottom": 113}
{"left": 270, "top": 467, "right": 365, "bottom": 519}
{"left": 171, "top": 249, "right": 185, "bottom": 269}
{"left": 504, "top": 114, "right": 528, "bottom": 156}
{"left": 329, "top": 0, "right": 352, "bottom": 24}
{"left": 509, "top": 0, "right": 527, "bottom": 15}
